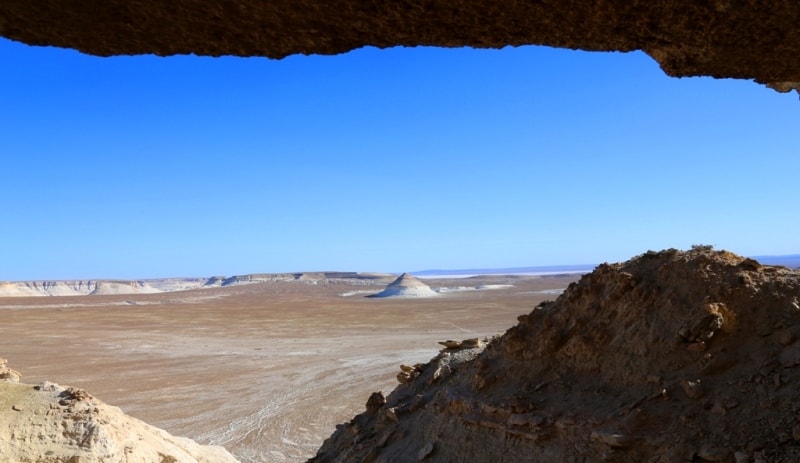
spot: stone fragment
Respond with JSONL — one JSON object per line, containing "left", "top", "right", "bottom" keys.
{"left": 35, "top": 381, "right": 62, "bottom": 392}
{"left": 438, "top": 340, "right": 462, "bottom": 349}
{"left": 687, "top": 341, "right": 707, "bottom": 352}
{"left": 385, "top": 407, "right": 399, "bottom": 423}
{"left": 697, "top": 444, "right": 731, "bottom": 461}
{"left": 461, "top": 338, "right": 481, "bottom": 348}
{"left": 417, "top": 442, "right": 435, "bottom": 460}
{"left": 679, "top": 312, "right": 724, "bottom": 342}
{"left": 438, "top": 338, "right": 482, "bottom": 350}
{"left": 431, "top": 364, "right": 451, "bottom": 383}
{"left": 681, "top": 379, "right": 705, "bottom": 399}
{"left": 779, "top": 343, "right": 800, "bottom": 367}
{"left": 778, "top": 329, "right": 796, "bottom": 346}
{"left": 590, "top": 431, "right": 632, "bottom": 448}
{"left": 667, "top": 444, "right": 694, "bottom": 463}
{"left": 508, "top": 413, "right": 544, "bottom": 427}
{"left": 366, "top": 392, "right": 385, "bottom": 413}
{"left": 397, "top": 364, "right": 423, "bottom": 384}
{"left": 0, "top": 358, "right": 22, "bottom": 383}
{"left": 376, "top": 430, "right": 394, "bottom": 448}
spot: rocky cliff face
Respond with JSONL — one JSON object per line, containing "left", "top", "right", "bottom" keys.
{"left": 311, "top": 247, "right": 800, "bottom": 462}
{"left": 0, "top": 359, "right": 240, "bottom": 463}
{"left": 0, "top": 272, "right": 395, "bottom": 297}
{"left": 0, "top": 280, "right": 161, "bottom": 297}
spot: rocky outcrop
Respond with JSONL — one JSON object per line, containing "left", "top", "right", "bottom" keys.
{"left": 90, "top": 280, "right": 162, "bottom": 296}
{"left": 1, "top": 2, "right": 800, "bottom": 92}
{"left": 0, "top": 358, "right": 21, "bottom": 383}
{"left": 0, "top": 360, "right": 240, "bottom": 463}
{"left": 311, "top": 247, "right": 800, "bottom": 462}
{"left": 369, "top": 273, "right": 438, "bottom": 298}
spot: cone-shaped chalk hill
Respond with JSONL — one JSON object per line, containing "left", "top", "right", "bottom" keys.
{"left": 369, "top": 273, "right": 438, "bottom": 298}
{"left": 311, "top": 247, "right": 800, "bottom": 462}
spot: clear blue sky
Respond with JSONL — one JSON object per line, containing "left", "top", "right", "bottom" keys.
{"left": 1, "top": 38, "right": 798, "bottom": 280}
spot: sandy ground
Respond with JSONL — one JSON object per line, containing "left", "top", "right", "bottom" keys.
{"left": 0, "top": 274, "right": 578, "bottom": 463}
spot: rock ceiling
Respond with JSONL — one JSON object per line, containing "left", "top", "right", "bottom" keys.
{"left": 1, "top": 1, "right": 798, "bottom": 92}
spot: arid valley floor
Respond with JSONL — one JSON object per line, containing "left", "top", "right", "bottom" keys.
{"left": 0, "top": 274, "right": 578, "bottom": 462}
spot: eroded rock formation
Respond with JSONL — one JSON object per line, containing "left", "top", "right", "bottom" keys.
{"left": 311, "top": 247, "right": 800, "bottom": 462}
{"left": 1, "top": 2, "right": 799, "bottom": 91}
{"left": 0, "top": 272, "right": 395, "bottom": 297}
{"left": 0, "top": 361, "right": 241, "bottom": 463}
{"left": 369, "top": 273, "right": 439, "bottom": 298}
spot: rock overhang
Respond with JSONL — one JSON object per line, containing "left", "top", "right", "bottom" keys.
{"left": 0, "top": 1, "right": 799, "bottom": 93}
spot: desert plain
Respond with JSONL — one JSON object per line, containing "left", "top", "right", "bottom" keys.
{"left": 0, "top": 273, "right": 579, "bottom": 463}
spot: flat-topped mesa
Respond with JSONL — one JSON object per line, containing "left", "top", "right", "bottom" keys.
{"left": 0, "top": 272, "right": 397, "bottom": 297}
{"left": 0, "top": 359, "right": 241, "bottom": 463}
{"left": 0, "top": 280, "right": 160, "bottom": 297}
{"left": 311, "top": 247, "right": 800, "bottom": 462}
{"left": 369, "top": 273, "right": 439, "bottom": 298}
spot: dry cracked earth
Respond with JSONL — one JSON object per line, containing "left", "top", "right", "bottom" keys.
{"left": 0, "top": 274, "right": 576, "bottom": 462}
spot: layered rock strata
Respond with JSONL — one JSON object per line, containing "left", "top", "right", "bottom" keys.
{"left": 0, "top": 361, "right": 240, "bottom": 463}
{"left": 312, "top": 247, "right": 800, "bottom": 462}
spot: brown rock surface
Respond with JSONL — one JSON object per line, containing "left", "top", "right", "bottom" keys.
{"left": 1, "top": 2, "right": 799, "bottom": 91}
{"left": 310, "top": 247, "right": 800, "bottom": 462}
{"left": 0, "top": 362, "right": 240, "bottom": 463}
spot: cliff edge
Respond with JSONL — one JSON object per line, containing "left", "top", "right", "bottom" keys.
{"left": 0, "top": 359, "right": 240, "bottom": 463}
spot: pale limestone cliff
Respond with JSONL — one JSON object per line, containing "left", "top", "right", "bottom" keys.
{"left": 0, "top": 362, "right": 240, "bottom": 463}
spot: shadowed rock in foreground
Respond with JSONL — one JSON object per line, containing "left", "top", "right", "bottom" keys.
{"left": 2, "top": 3, "right": 800, "bottom": 92}
{"left": 311, "top": 247, "right": 800, "bottom": 462}
{"left": 0, "top": 361, "right": 240, "bottom": 463}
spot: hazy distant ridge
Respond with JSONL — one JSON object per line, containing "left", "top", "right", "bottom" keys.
{"left": 753, "top": 254, "right": 800, "bottom": 268}
{"left": 413, "top": 254, "right": 800, "bottom": 277}
{"left": 0, "top": 272, "right": 394, "bottom": 297}
{"left": 2, "top": 254, "right": 796, "bottom": 297}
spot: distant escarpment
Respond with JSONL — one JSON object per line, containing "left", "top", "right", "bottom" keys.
{"left": 0, "top": 359, "right": 240, "bottom": 463}
{"left": 0, "top": 280, "right": 162, "bottom": 297}
{"left": 311, "top": 248, "right": 800, "bottom": 462}
{"left": 0, "top": 272, "right": 395, "bottom": 297}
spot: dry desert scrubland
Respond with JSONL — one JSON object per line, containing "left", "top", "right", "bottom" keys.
{"left": 0, "top": 273, "right": 576, "bottom": 462}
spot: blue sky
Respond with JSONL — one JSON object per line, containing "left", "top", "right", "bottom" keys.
{"left": 1, "top": 38, "right": 798, "bottom": 280}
